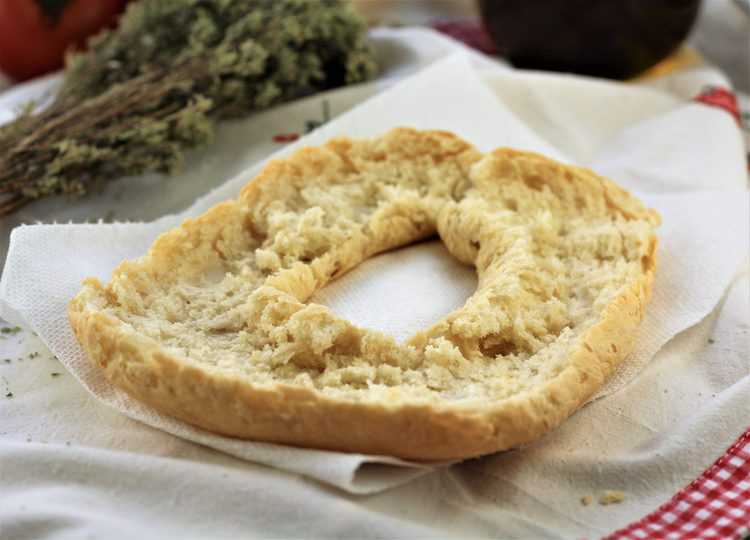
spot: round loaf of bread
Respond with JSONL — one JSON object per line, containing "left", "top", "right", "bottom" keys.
{"left": 69, "top": 128, "right": 660, "bottom": 460}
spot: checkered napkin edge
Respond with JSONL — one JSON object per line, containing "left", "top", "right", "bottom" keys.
{"left": 604, "top": 428, "right": 750, "bottom": 540}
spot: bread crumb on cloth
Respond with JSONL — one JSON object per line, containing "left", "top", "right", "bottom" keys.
{"left": 599, "top": 490, "right": 626, "bottom": 505}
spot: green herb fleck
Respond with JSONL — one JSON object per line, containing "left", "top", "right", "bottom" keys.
{"left": 1, "top": 327, "right": 21, "bottom": 335}
{"left": 708, "top": 338, "right": 715, "bottom": 344}
{"left": 51, "top": 372, "right": 61, "bottom": 378}
{"left": 5, "top": 392, "right": 12, "bottom": 398}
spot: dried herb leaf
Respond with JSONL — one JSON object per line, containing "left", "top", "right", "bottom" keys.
{"left": 0, "top": 0, "right": 376, "bottom": 213}
{"left": 0, "top": 327, "right": 22, "bottom": 334}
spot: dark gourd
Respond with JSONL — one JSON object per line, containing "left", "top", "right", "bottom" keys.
{"left": 479, "top": 0, "right": 701, "bottom": 79}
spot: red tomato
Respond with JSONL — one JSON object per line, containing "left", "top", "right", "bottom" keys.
{"left": 0, "top": 0, "right": 129, "bottom": 81}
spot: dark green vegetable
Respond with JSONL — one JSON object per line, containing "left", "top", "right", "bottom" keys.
{"left": 0, "top": 0, "right": 376, "bottom": 214}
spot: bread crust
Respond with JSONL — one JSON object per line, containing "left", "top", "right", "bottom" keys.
{"left": 69, "top": 128, "right": 659, "bottom": 461}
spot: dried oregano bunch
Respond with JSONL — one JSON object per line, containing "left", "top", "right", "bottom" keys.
{"left": 0, "top": 0, "right": 376, "bottom": 214}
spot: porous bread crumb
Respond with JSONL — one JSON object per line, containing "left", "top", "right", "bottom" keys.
{"left": 599, "top": 490, "right": 626, "bottom": 505}
{"left": 69, "top": 128, "right": 660, "bottom": 459}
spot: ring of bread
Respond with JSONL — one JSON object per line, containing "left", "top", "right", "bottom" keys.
{"left": 69, "top": 128, "right": 659, "bottom": 460}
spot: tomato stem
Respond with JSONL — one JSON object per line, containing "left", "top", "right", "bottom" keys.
{"left": 34, "top": 0, "right": 71, "bottom": 24}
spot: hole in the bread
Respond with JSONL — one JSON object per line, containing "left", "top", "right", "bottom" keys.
{"left": 523, "top": 174, "right": 545, "bottom": 191}
{"left": 288, "top": 351, "right": 327, "bottom": 372}
{"left": 322, "top": 338, "right": 363, "bottom": 358}
{"left": 505, "top": 198, "right": 518, "bottom": 211}
{"left": 244, "top": 216, "right": 267, "bottom": 245}
{"left": 312, "top": 240, "right": 476, "bottom": 343}
{"left": 610, "top": 343, "right": 618, "bottom": 353}
{"left": 641, "top": 254, "right": 654, "bottom": 272}
{"left": 479, "top": 337, "right": 517, "bottom": 358}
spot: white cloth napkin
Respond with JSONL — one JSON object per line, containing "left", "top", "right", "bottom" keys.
{"left": 1, "top": 39, "right": 748, "bottom": 496}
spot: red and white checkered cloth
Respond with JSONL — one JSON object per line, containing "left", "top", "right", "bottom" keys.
{"left": 604, "top": 428, "right": 750, "bottom": 540}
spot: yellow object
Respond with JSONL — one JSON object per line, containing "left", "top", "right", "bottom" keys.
{"left": 631, "top": 47, "right": 704, "bottom": 81}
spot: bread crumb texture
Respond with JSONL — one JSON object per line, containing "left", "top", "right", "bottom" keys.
{"left": 69, "top": 128, "right": 660, "bottom": 460}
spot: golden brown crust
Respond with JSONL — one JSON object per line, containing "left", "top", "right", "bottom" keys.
{"left": 68, "top": 128, "right": 659, "bottom": 461}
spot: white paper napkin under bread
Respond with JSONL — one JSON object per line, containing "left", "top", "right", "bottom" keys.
{"left": 1, "top": 51, "right": 748, "bottom": 495}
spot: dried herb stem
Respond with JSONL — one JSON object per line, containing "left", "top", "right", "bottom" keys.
{"left": 0, "top": 0, "right": 376, "bottom": 214}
